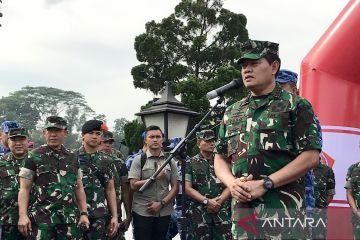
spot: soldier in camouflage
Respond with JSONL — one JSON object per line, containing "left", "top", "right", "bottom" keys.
{"left": 185, "top": 130, "right": 231, "bottom": 240}
{"left": 345, "top": 142, "right": 360, "bottom": 239}
{"left": 100, "top": 131, "right": 132, "bottom": 239}
{"left": 214, "top": 40, "right": 322, "bottom": 239}
{"left": 313, "top": 159, "right": 335, "bottom": 239}
{"left": 17, "top": 116, "right": 90, "bottom": 239}
{"left": 77, "top": 120, "right": 118, "bottom": 239}
{"left": 0, "top": 127, "right": 29, "bottom": 239}
{"left": 0, "top": 121, "right": 21, "bottom": 157}
{"left": 276, "top": 70, "right": 316, "bottom": 236}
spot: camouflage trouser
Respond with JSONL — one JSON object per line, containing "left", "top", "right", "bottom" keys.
{"left": 352, "top": 214, "right": 360, "bottom": 240}
{"left": 84, "top": 217, "right": 107, "bottom": 240}
{"left": 0, "top": 224, "right": 26, "bottom": 240}
{"left": 28, "top": 223, "right": 82, "bottom": 240}
{"left": 188, "top": 219, "right": 232, "bottom": 240}
{"left": 312, "top": 208, "right": 327, "bottom": 239}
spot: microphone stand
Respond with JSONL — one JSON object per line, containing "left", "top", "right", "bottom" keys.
{"left": 138, "top": 96, "right": 225, "bottom": 240}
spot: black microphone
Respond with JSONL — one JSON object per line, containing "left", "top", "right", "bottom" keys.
{"left": 206, "top": 79, "right": 242, "bottom": 100}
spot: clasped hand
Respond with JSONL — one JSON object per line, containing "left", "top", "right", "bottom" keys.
{"left": 229, "top": 174, "right": 267, "bottom": 203}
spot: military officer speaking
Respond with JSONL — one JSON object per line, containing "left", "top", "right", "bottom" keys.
{"left": 214, "top": 40, "right": 321, "bottom": 239}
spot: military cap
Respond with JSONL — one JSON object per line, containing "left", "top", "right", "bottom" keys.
{"left": 8, "top": 127, "right": 29, "bottom": 138}
{"left": 276, "top": 69, "right": 298, "bottom": 85}
{"left": 1, "top": 120, "right": 21, "bottom": 133}
{"left": 44, "top": 116, "right": 67, "bottom": 129}
{"left": 196, "top": 130, "right": 216, "bottom": 140}
{"left": 101, "top": 131, "right": 114, "bottom": 142}
{"left": 82, "top": 119, "right": 108, "bottom": 134}
{"left": 238, "top": 39, "right": 279, "bottom": 63}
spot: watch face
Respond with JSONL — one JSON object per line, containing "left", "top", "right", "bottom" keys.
{"left": 264, "top": 180, "right": 273, "bottom": 189}
{"left": 203, "top": 199, "right": 208, "bottom": 205}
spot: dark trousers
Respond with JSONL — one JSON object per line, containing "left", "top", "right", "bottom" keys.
{"left": 133, "top": 211, "right": 171, "bottom": 240}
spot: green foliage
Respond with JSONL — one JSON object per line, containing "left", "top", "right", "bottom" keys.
{"left": 112, "top": 117, "right": 129, "bottom": 155}
{"left": 0, "top": 86, "right": 118, "bottom": 150}
{"left": 0, "top": 86, "right": 95, "bottom": 131}
{"left": 132, "top": 0, "right": 249, "bottom": 125}
{"left": 0, "top": 95, "right": 40, "bottom": 130}
{"left": 123, "top": 119, "right": 145, "bottom": 154}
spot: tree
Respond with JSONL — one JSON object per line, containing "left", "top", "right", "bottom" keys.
{"left": 0, "top": 86, "right": 100, "bottom": 150}
{"left": 123, "top": 120, "right": 145, "bottom": 154}
{"left": 112, "top": 117, "right": 129, "bottom": 153}
{"left": 0, "top": 86, "right": 95, "bottom": 131}
{"left": 0, "top": 95, "right": 40, "bottom": 130}
{"left": 132, "top": 0, "right": 249, "bottom": 113}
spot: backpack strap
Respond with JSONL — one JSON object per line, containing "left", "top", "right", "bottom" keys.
{"left": 140, "top": 152, "right": 147, "bottom": 180}
{"left": 139, "top": 152, "right": 172, "bottom": 180}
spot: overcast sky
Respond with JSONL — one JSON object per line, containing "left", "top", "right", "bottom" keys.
{"left": 0, "top": 0, "right": 348, "bottom": 129}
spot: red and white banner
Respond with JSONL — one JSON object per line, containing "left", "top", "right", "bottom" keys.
{"left": 301, "top": 1, "right": 360, "bottom": 238}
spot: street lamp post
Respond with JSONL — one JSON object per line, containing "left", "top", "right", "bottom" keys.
{"left": 135, "top": 82, "right": 199, "bottom": 141}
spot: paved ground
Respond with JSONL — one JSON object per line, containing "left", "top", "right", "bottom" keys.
{"left": 124, "top": 227, "right": 181, "bottom": 240}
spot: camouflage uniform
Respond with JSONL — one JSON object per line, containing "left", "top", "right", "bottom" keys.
{"left": 77, "top": 146, "right": 114, "bottom": 240}
{"left": 312, "top": 162, "right": 335, "bottom": 239}
{"left": 19, "top": 144, "right": 83, "bottom": 239}
{"left": 276, "top": 69, "right": 316, "bottom": 220}
{"left": 185, "top": 153, "right": 231, "bottom": 240}
{"left": 215, "top": 81, "right": 321, "bottom": 239}
{"left": 104, "top": 151, "right": 128, "bottom": 240}
{"left": 0, "top": 153, "right": 25, "bottom": 239}
{"left": 110, "top": 148, "right": 125, "bottom": 160}
{"left": 345, "top": 162, "right": 360, "bottom": 239}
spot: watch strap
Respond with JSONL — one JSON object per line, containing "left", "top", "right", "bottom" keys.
{"left": 80, "top": 211, "right": 88, "bottom": 216}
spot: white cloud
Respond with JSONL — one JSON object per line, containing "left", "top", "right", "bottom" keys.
{"left": 0, "top": 0, "right": 348, "bottom": 128}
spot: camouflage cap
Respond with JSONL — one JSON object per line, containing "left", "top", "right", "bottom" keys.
{"left": 101, "top": 131, "right": 114, "bottom": 142}
{"left": 44, "top": 116, "right": 67, "bottom": 130}
{"left": 1, "top": 121, "right": 21, "bottom": 133}
{"left": 276, "top": 69, "right": 298, "bottom": 85}
{"left": 8, "top": 127, "right": 29, "bottom": 138}
{"left": 196, "top": 130, "right": 216, "bottom": 140}
{"left": 238, "top": 39, "right": 279, "bottom": 63}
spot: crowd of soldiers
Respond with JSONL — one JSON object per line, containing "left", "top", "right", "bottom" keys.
{"left": 0, "top": 38, "right": 358, "bottom": 240}
{"left": 0, "top": 118, "right": 131, "bottom": 240}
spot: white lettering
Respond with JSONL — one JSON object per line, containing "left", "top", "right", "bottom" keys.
{"left": 315, "top": 218, "right": 327, "bottom": 228}
{"left": 274, "top": 218, "right": 284, "bottom": 227}
{"left": 306, "top": 217, "right": 315, "bottom": 227}
{"left": 262, "top": 218, "right": 273, "bottom": 228}
{"left": 284, "top": 217, "right": 294, "bottom": 227}
{"left": 293, "top": 218, "right": 305, "bottom": 228}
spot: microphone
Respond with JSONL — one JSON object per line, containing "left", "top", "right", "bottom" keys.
{"left": 206, "top": 79, "right": 242, "bottom": 100}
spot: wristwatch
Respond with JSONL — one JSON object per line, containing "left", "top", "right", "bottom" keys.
{"left": 160, "top": 200, "right": 166, "bottom": 207}
{"left": 80, "top": 211, "right": 88, "bottom": 216}
{"left": 202, "top": 198, "right": 208, "bottom": 205}
{"left": 263, "top": 176, "right": 274, "bottom": 190}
